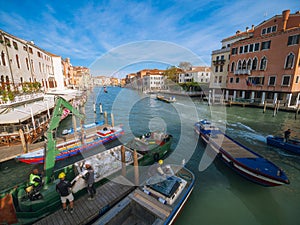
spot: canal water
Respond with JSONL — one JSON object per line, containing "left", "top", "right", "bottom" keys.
{"left": 1, "top": 86, "right": 300, "bottom": 225}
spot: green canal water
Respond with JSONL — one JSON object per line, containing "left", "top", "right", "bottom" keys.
{"left": 1, "top": 86, "right": 299, "bottom": 225}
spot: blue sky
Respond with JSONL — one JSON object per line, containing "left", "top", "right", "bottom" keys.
{"left": 0, "top": 0, "right": 298, "bottom": 77}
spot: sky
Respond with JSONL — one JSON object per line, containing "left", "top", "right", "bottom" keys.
{"left": 0, "top": 0, "right": 298, "bottom": 77}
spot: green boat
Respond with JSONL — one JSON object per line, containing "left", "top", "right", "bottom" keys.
{"left": 0, "top": 97, "right": 173, "bottom": 225}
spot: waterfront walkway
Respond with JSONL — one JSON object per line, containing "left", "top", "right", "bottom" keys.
{"left": 34, "top": 176, "right": 135, "bottom": 225}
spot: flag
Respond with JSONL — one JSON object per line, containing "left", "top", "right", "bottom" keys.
{"left": 246, "top": 79, "right": 252, "bottom": 86}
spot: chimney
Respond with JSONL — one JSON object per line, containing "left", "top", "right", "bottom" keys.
{"left": 282, "top": 9, "right": 290, "bottom": 31}
{"left": 251, "top": 25, "right": 255, "bottom": 30}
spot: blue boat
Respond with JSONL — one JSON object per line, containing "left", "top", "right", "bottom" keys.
{"left": 266, "top": 135, "right": 300, "bottom": 155}
{"left": 91, "top": 165, "right": 195, "bottom": 225}
{"left": 194, "top": 119, "right": 289, "bottom": 187}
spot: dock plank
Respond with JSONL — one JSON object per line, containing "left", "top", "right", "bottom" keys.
{"left": 33, "top": 176, "right": 135, "bottom": 225}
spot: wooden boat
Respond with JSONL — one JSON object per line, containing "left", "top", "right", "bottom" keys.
{"left": 156, "top": 95, "right": 176, "bottom": 103}
{"left": 266, "top": 135, "right": 300, "bottom": 155}
{"left": 194, "top": 119, "right": 289, "bottom": 187}
{"left": 0, "top": 132, "right": 173, "bottom": 225}
{"left": 15, "top": 124, "right": 124, "bottom": 164}
{"left": 92, "top": 165, "right": 194, "bottom": 225}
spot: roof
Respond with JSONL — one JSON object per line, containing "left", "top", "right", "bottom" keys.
{"left": 0, "top": 100, "right": 55, "bottom": 124}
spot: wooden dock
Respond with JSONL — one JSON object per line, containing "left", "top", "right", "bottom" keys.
{"left": 211, "top": 133, "right": 258, "bottom": 158}
{"left": 0, "top": 124, "right": 110, "bottom": 163}
{"left": 34, "top": 176, "right": 135, "bottom": 225}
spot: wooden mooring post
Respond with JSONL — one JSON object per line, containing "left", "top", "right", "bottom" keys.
{"left": 263, "top": 101, "right": 267, "bottom": 113}
{"left": 121, "top": 145, "right": 126, "bottom": 177}
{"left": 296, "top": 104, "right": 300, "bottom": 120}
{"left": 133, "top": 150, "right": 139, "bottom": 186}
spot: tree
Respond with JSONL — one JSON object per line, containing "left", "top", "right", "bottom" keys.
{"left": 178, "top": 62, "right": 192, "bottom": 71}
{"left": 164, "top": 66, "right": 179, "bottom": 82}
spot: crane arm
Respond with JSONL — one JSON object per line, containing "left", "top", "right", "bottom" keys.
{"left": 44, "top": 96, "right": 85, "bottom": 184}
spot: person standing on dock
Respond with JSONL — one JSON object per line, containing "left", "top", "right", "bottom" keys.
{"left": 284, "top": 129, "right": 291, "bottom": 142}
{"left": 56, "top": 172, "right": 75, "bottom": 213}
{"left": 82, "top": 162, "right": 96, "bottom": 200}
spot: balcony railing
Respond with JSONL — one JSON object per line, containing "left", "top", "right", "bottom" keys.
{"left": 212, "top": 59, "right": 226, "bottom": 65}
{"left": 234, "top": 69, "right": 251, "bottom": 75}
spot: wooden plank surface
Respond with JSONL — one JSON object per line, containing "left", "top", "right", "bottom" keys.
{"left": 33, "top": 176, "right": 135, "bottom": 225}
{"left": 210, "top": 133, "right": 257, "bottom": 158}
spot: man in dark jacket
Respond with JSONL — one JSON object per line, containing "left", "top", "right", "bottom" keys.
{"left": 83, "top": 162, "right": 96, "bottom": 200}
{"left": 56, "top": 172, "right": 74, "bottom": 213}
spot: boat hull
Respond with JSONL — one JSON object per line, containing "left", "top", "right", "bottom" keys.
{"left": 266, "top": 135, "right": 300, "bottom": 155}
{"left": 194, "top": 120, "right": 289, "bottom": 187}
{"left": 16, "top": 127, "right": 124, "bottom": 164}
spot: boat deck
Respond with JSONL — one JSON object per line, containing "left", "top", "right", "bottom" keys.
{"left": 33, "top": 176, "right": 135, "bottom": 225}
{"left": 210, "top": 133, "right": 258, "bottom": 159}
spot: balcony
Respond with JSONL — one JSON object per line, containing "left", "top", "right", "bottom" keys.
{"left": 212, "top": 59, "right": 226, "bottom": 65}
{"left": 234, "top": 69, "right": 251, "bottom": 75}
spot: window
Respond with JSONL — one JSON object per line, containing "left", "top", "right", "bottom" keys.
{"left": 249, "top": 77, "right": 264, "bottom": 85}
{"left": 29, "top": 47, "right": 33, "bottom": 54}
{"left": 254, "top": 43, "right": 260, "bottom": 51}
{"left": 261, "top": 25, "right": 277, "bottom": 35}
{"left": 4, "top": 38, "right": 11, "bottom": 47}
{"left": 242, "top": 60, "right": 246, "bottom": 70}
{"left": 261, "top": 41, "right": 271, "bottom": 50}
{"left": 236, "top": 77, "right": 240, "bottom": 83}
{"left": 249, "top": 44, "right": 254, "bottom": 52}
{"left": 231, "top": 62, "right": 235, "bottom": 72}
{"left": 214, "top": 76, "right": 218, "bottom": 83}
{"left": 285, "top": 53, "right": 294, "bottom": 69}
{"left": 220, "top": 65, "right": 223, "bottom": 72}
{"left": 287, "top": 35, "right": 299, "bottom": 46}
{"left": 237, "top": 60, "right": 242, "bottom": 70}
{"left": 295, "top": 76, "right": 299, "bottom": 84}
{"left": 1, "top": 51, "right": 6, "bottom": 66}
{"left": 13, "top": 41, "right": 18, "bottom": 50}
{"left": 271, "top": 25, "right": 277, "bottom": 32}
{"left": 231, "top": 47, "right": 238, "bottom": 55}
{"left": 268, "top": 76, "right": 276, "bottom": 86}
{"left": 23, "top": 46, "right": 27, "bottom": 51}
{"left": 16, "top": 54, "right": 20, "bottom": 69}
{"left": 244, "top": 45, "right": 248, "bottom": 53}
{"left": 25, "top": 58, "right": 29, "bottom": 70}
{"left": 262, "top": 28, "right": 266, "bottom": 35}
{"left": 218, "top": 76, "right": 222, "bottom": 83}
{"left": 230, "top": 77, "right": 234, "bottom": 83}
{"left": 260, "top": 57, "right": 267, "bottom": 70}
{"left": 247, "top": 59, "right": 252, "bottom": 70}
{"left": 239, "top": 46, "right": 243, "bottom": 54}
{"left": 282, "top": 75, "right": 291, "bottom": 86}
{"left": 252, "top": 57, "right": 258, "bottom": 70}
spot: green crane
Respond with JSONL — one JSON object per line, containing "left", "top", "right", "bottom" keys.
{"left": 43, "top": 96, "right": 84, "bottom": 185}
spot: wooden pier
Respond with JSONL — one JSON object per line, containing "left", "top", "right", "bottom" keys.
{"left": 34, "top": 176, "right": 135, "bottom": 225}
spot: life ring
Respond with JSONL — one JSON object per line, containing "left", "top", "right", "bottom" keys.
{"left": 153, "top": 153, "right": 159, "bottom": 162}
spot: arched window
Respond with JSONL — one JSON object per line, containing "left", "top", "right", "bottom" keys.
{"left": 260, "top": 56, "right": 267, "bottom": 70}
{"left": 16, "top": 54, "right": 20, "bottom": 69}
{"left": 1, "top": 51, "right": 6, "bottom": 66}
{"left": 25, "top": 58, "right": 29, "bottom": 70}
{"left": 237, "top": 60, "right": 242, "bottom": 70}
{"left": 247, "top": 59, "right": 252, "bottom": 70}
{"left": 1, "top": 75, "right": 4, "bottom": 89}
{"left": 242, "top": 60, "right": 246, "bottom": 70}
{"left": 252, "top": 57, "right": 257, "bottom": 70}
{"left": 285, "top": 53, "right": 294, "bottom": 69}
{"left": 231, "top": 62, "right": 235, "bottom": 72}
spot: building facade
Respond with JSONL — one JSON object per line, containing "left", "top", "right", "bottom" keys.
{"left": 179, "top": 66, "right": 211, "bottom": 84}
{"left": 226, "top": 10, "right": 300, "bottom": 106}
{"left": 0, "top": 30, "right": 57, "bottom": 96}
